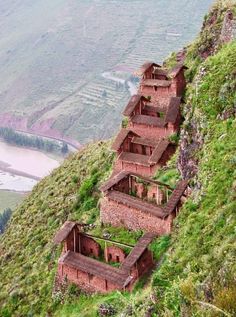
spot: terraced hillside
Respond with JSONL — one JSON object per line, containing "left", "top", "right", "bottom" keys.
{"left": 0, "top": 0, "right": 213, "bottom": 144}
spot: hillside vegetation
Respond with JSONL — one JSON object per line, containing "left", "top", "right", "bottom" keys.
{"left": 0, "top": 191, "right": 24, "bottom": 214}
{"left": 1, "top": 1, "right": 236, "bottom": 317}
{"left": 0, "top": 141, "right": 115, "bottom": 316}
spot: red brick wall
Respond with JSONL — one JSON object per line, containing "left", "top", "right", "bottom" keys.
{"left": 100, "top": 197, "right": 174, "bottom": 235}
{"left": 172, "top": 71, "right": 186, "bottom": 96}
{"left": 139, "top": 86, "right": 175, "bottom": 107}
{"left": 113, "top": 177, "right": 129, "bottom": 194}
{"left": 147, "top": 185, "right": 166, "bottom": 205}
{"left": 65, "top": 230, "right": 75, "bottom": 252}
{"left": 58, "top": 264, "right": 120, "bottom": 293}
{"left": 131, "top": 143, "right": 144, "bottom": 155}
{"left": 136, "top": 249, "right": 154, "bottom": 276}
{"left": 152, "top": 74, "right": 168, "bottom": 80}
{"left": 132, "top": 181, "right": 147, "bottom": 199}
{"left": 58, "top": 263, "right": 128, "bottom": 293}
{"left": 105, "top": 246, "right": 126, "bottom": 263}
{"left": 159, "top": 144, "right": 176, "bottom": 166}
{"left": 142, "top": 107, "right": 162, "bottom": 117}
{"left": 80, "top": 235, "right": 101, "bottom": 258}
{"left": 128, "top": 122, "right": 176, "bottom": 140}
{"left": 111, "top": 176, "right": 166, "bottom": 205}
{"left": 113, "top": 159, "right": 159, "bottom": 177}
{"left": 143, "top": 67, "right": 153, "bottom": 79}
{"left": 130, "top": 143, "right": 153, "bottom": 156}
{"left": 139, "top": 71, "right": 186, "bottom": 107}
{"left": 119, "top": 136, "right": 132, "bottom": 153}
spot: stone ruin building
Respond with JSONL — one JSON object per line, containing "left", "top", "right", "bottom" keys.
{"left": 100, "top": 172, "right": 188, "bottom": 234}
{"left": 112, "top": 129, "right": 175, "bottom": 177}
{"left": 54, "top": 221, "right": 155, "bottom": 293}
{"left": 123, "top": 95, "right": 182, "bottom": 140}
{"left": 53, "top": 61, "right": 189, "bottom": 294}
{"left": 136, "top": 62, "right": 187, "bottom": 106}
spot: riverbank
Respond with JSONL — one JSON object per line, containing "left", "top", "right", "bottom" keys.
{"left": 13, "top": 129, "right": 80, "bottom": 152}
{"left": 0, "top": 161, "right": 41, "bottom": 181}
{"left": 0, "top": 139, "right": 61, "bottom": 212}
{"left": 0, "top": 140, "right": 60, "bottom": 198}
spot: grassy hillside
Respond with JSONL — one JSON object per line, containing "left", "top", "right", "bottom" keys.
{"left": 1, "top": 1, "right": 236, "bottom": 317}
{"left": 0, "top": 141, "right": 115, "bottom": 316}
{"left": 0, "top": 191, "right": 24, "bottom": 214}
{"left": 0, "top": 0, "right": 213, "bottom": 144}
{"left": 152, "top": 2, "right": 236, "bottom": 316}
{"left": 154, "top": 50, "right": 236, "bottom": 317}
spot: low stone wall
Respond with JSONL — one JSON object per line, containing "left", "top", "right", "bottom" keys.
{"left": 100, "top": 197, "right": 173, "bottom": 235}
{"left": 128, "top": 123, "right": 174, "bottom": 140}
{"left": 113, "top": 160, "right": 159, "bottom": 177}
{"left": 139, "top": 86, "right": 173, "bottom": 107}
{"left": 58, "top": 263, "right": 123, "bottom": 293}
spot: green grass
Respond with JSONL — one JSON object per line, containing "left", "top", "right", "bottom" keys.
{"left": 1, "top": 2, "right": 236, "bottom": 316}
{"left": 0, "top": 191, "right": 25, "bottom": 213}
{"left": 0, "top": 138, "right": 171, "bottom": 317}
{"left": 150, "top": 23, "right": 236, "bottom": 317}
{"left": 0, "top": 141, "right": 115, "bottom": 316}
{"left": 0, "top": 140, "right": 169, "bottom": 317}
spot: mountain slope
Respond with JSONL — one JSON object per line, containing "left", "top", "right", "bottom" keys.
{"left": 0, "top": 141, "right": 115, "bottom": 316}
{"left": 155, "top": 48, "right": 236, "bottom": 315}
{"left": 0, "top": 0, "right": 213, "bottom": 144}
{"left": 1, "top": 1, "right": 236, "bottom": 317}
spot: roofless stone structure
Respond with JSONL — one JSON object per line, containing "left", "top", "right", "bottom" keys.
{"left": 112, "top": 129, "right": 176, "bottom": 177}
{"left": 100, "top": 172, "right": 188, "bottom": 234}
{"left": 53, "top": 61, "right": 189, "bottom": 294}
{"left": 123, "top": 95, "right": 182, "bottom": 140}
{"left": 54, "top": 221, "right": 155, "bottom": 293}
{"left": 137, "top": 62, "right": 187, "bottom": 107}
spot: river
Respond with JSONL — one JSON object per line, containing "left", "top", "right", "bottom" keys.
{"left": 1, "top": 72, "right": 133, "bottom": 195}
{"left": 0, "top": 141, "right": 60, "bottom": 192}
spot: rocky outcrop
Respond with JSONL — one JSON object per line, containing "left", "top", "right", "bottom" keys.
{"left": 196, "top": 6, "right": 236, "bottom": 60}
{"left": 220, "top": 9, "right": 236, "bottom": 43}
{"left": 177, "top": 7, "right": 236, "bottom": 182}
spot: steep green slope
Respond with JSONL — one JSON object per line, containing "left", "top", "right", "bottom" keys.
{"left": 0, "top": 139, "right": 169, "bottom": 317}
{"left": 152, "top": 2, "right": 236, "bottom": 316}
{"left": 154, "top": 55, "right": 236, "bottom": 316}
{"left": 0, "top": 141, "right": 116, "bottom": 316}
{"left": 1, "top": 1, "right": 236, "bottom": 317}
